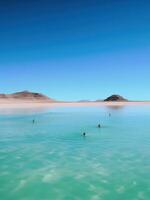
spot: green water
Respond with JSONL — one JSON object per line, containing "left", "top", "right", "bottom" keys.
{"left": 0, "top": 106, "right": 150, "bottom": 200}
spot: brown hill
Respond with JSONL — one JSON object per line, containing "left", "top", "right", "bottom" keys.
{"left": 0, "top": 94, "right": 8, "bottom": 98}
{"left": 0, "top": 91, "right": 55, "bottom": 102}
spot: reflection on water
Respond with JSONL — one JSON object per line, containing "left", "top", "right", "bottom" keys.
{"left": 0, "top": 107, "right": 49, "bottom": 115}
{"left": 105, "top": 105, "right": 125, "bottom": 110}
{"left": 0, "top": 105, "right": 150, "bottom": 200}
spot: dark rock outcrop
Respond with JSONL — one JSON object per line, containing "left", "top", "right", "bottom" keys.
{"left": 104, "top": 95, "right": 127, "bottom": 102}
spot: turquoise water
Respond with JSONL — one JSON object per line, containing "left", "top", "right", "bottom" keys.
{"left": 0, "top": 105, "right": 150, "bottom": 200}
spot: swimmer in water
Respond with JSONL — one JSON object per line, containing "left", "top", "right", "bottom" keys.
{"left": 109, "top": 113, "right": 111, "bottom": 117}
{"left": 82, "top": 132, "right": 86, "bottom": 137}
{"left": 98, "top": 124, "right": 101, "bottom": 128}
{"left": 32, "top": 120, "right": 35, "bottom": 124}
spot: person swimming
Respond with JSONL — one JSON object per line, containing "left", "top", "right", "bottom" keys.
{"left": 32, "top": 119, "right": 35, "bottom": 124}
{"left": 97, "top": 124, "right": 101, "bottom": 128}
{"left": 82, "top": 132, "right": 86, "bottom": 136}
{"left": 109, "top": 113, "right": 111, "bottom": 117}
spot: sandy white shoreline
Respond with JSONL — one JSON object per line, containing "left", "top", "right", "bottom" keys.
{"left": 0, "top": 101, "right": 150, "bottom": 109}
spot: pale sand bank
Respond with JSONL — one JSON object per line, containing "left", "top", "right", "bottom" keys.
{"left": 0, "top": 100, "right": 150, "bottom": 109}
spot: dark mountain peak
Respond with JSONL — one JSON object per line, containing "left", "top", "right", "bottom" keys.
{"left": 104, "top": 94, "right": 128, "bottom": 102}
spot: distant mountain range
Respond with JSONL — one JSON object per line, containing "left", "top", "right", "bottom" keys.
{"left": 0, "top": 91, "right": 128, "bottom": 102}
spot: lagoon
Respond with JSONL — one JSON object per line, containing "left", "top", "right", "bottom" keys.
{"left": 0, "top": 105, "right": 150, "bottom": 200}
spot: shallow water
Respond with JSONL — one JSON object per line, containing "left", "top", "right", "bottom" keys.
{"left": 0, "top": 105, "right": 150, "bottom": 200}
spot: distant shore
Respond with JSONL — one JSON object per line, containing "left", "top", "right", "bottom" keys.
{"left": 0, "top": 100, "right": 150, "bottom": 109}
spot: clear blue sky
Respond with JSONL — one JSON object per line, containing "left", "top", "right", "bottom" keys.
{"left": 0, "top": 0, "right": 150, "bottom": 101}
